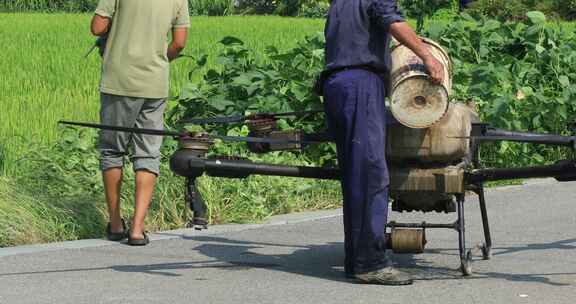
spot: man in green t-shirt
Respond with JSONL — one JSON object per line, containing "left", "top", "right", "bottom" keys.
{"left": 91, "top": 0, "right": 190, "bottom": 246}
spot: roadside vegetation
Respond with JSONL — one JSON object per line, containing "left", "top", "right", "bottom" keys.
{"left": 0, "top": 4, "right": 575, "bottom": 247}
{"left": 1, "top": 1, "right": 575, "bottom": 21}
{"left": 0, "top": 14, "right": 338, "bottom": 247}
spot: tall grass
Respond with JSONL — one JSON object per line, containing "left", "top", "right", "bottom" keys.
{"left": 1, "top": 0, "right": 235, "bottom": 15}
{"left": 0, "top": 177, "right": 87, "bottom": 246}
{"left": 189, "top": 0, "right": 234, "bottom": 16}
{"left": 0, "top": 0, "right": 98, "bottom": 12}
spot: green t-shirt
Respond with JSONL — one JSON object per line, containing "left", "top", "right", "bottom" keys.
{"left": 95, "top": 0, "right": 190, "bottom": 99}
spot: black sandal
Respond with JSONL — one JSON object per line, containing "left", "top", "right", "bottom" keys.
{"left": 127, "top": 231, "right": 150, "bottom": 246}
{"left": 106, "top": 219, "right": 128, "bottom": 241}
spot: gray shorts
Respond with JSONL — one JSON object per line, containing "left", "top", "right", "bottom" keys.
{"left": 98, "top": 93, "right": 167, "bottom": 175}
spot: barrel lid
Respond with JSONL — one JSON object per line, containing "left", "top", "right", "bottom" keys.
{"left": 390, "top": 76, "right": 449, "bottom": 129}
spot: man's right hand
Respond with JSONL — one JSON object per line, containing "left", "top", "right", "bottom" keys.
{"left": 389, "top": 22, "right": 445, "bottom": 86}
{"left": 422, "top": 55, "right": 444, "bottom": 85}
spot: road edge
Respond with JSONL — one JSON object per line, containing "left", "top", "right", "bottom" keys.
{"left": 0, "top": 178, "right": 559, "bottom": 258}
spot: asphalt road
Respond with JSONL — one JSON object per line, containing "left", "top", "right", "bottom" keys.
{"left": 1, "top": 179, "right": 575, "bottom": 304}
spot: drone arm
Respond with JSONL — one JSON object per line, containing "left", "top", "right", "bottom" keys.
{"left": 486, "top": 128, "right": 564, "bottom": 138}
{"left": 468, "top": 160, "right": 576, "bottom": 183}
{"left": 476, "top": 135, "right": 576, "bottom": 147}
{"left": 471, "top": 124, "right": 576, "bottom": 148}
{"left": 202, "top": 159, "right": 340, "bottom": 180}
{"left": 301, "top": 132, "right": 335, "bottom": 143}
{"left": 170, "top": 150, "right": 340, "bottom": 180}
{"left": 170, "top": 151, "right": 340, "bottom": 230}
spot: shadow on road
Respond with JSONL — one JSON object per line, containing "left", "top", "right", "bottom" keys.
{"left": 0, "top": 237, "right": 573, "bottom": 286}
{"left": 186, "top": 235, "right": 349, "bottom": 283}
{"left": 183, "top": 235, "right": 574, "bottom": 286}
{"left": 491, "top": 238, "right": 576, "bottom": 256}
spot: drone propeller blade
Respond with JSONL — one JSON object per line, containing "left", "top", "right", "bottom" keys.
{"left": 475, "top": 135, "right": 576, "bottom": 147}
{"left": 59, "top": 121, "right": 184, "bottom": 137}
{"left": 180, "top": 110, "right": 324, "bottom": 125}
{"left": 302, "top": 132, "right": 335, "bottom": 143}
{"left": 181, "top": 115, "right": 247, "bottom": 125}
{"left": 212, "top": 134, "right": 323, "bottom": 145}
{"left": 269, "top": 110, "right": 324, "bottom": 117}
{"left": 59, "top": 121, "right": 324, "bottom": 145}
{"left": 451, "top": 134, "right": 576, "bottom": 147}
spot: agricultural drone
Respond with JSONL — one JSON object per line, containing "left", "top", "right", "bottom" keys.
{"left": 60, "top": 39, "right": 576, "bottom": 276}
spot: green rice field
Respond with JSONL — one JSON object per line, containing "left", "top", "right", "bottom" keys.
{"left": 0, "top": 13, "right": 324, "bottom": 176}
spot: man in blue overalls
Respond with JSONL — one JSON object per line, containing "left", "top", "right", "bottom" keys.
{"left": 323, "top": 0, "right": 444, "bottom": 285}
{"left": 460, "top": 0, "right": 475, "bottom": 9}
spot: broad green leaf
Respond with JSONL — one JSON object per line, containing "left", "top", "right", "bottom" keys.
{"left": 426, "top": 22, "right": 444, "bottom": 40}
{"left": 232, "top": 73, "right": 261, "bottom": 87}
{"left": 532, "top": 115, "right": 541, "bottom": 128}
{"left": 179, "top": 83, "right": 203, "bottom": 101}
{"left": 559, "top": 75, "right": 570, "bottom": 87}
{"left": 184, "top": 125, "right": 205, "bottom": 133}
{"left": 246, "top": 83, "right": 261, "bottom": 97}
{"left": 526, "top": 25, "right": 541, "bottom": 36}
{"left": 512, "top": 119, "right": 523, "bottom": 131}
{"left": 265, "top": 46, "right": 279, "bottom": 55}
{"left": 484, "top": 20, "right": 501, "bottom": 32}
{"left": 521, "top": 86, "right": 534, "bottom": 97}
{"left": 205, "top": 69, "right": 220, "bottom": 81}
{"left": 215, "top": 56, "right": 233, "bottom": 66}
{"left": 486, "top": 32, "right": 504, "bottom": 44}
{"left": 532, "top": 153, "right": 545, "bottom": 163}
{"left": 478, "top": 45, "right": 489, "bottom": 58}
{"left": 312, "top": 49, "right": 324, "bottom": 59}
{"left": 291, "top": 83, "right": 310, "bottom": 102}
{"left": 220, "top": 36, "right": 244, "bottom": 46}
{"left": 196, "top": 54, "right": 208, "bottom": 67}
{"left": 526, "top": 11, "right": 546, "bottom": 25}
{"left": 557, "top": 104, "right": 568, "bottom": 120}
{"left": 208, "top": 96, "right": 235, "bottom": 111}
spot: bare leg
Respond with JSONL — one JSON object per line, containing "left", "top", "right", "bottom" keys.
{"left": 103, "top": 168, "right": 124, "bottom": 233}
{"left": 130, "top": 170, "right": 157, "bottom": 240}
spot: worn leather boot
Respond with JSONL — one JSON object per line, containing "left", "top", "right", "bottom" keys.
{"left": 354, "top": 266, "right": 413, "bottom": 285}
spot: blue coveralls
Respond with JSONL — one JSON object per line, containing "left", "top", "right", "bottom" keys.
{"left": 460, "top": 0, "right": 474, "bottom": 9}
{"left": 322, "top": 0, "right": 405, "bottom": 276}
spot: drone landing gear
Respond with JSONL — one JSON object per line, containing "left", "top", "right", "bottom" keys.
{"left": 465, "top": 183, "right": 493, "bottom": 261}
{"left": 186, "top": 178, "right": 208, "bottom": 230}
{"left": 388, "top": 192, "right": 488, "bottom": 276}
{"left": 476, "top": 183, "right": 493, "bottom": 260}
{"left": 456, "top": 194, "right": 473, "bottom": 276}
{"left": 456, "top": 184, "right": 494, "bottom": 275}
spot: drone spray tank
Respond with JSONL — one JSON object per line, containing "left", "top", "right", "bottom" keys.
{"left": 382, "top": 37, "right": 463, "bottom": 260}
{"left": 386, "top": 37, "right": 471, "bottom": 214}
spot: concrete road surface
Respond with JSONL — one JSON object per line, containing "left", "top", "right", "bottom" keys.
{"left": 1, "top": 179, "right": 575, "bottom": 304}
